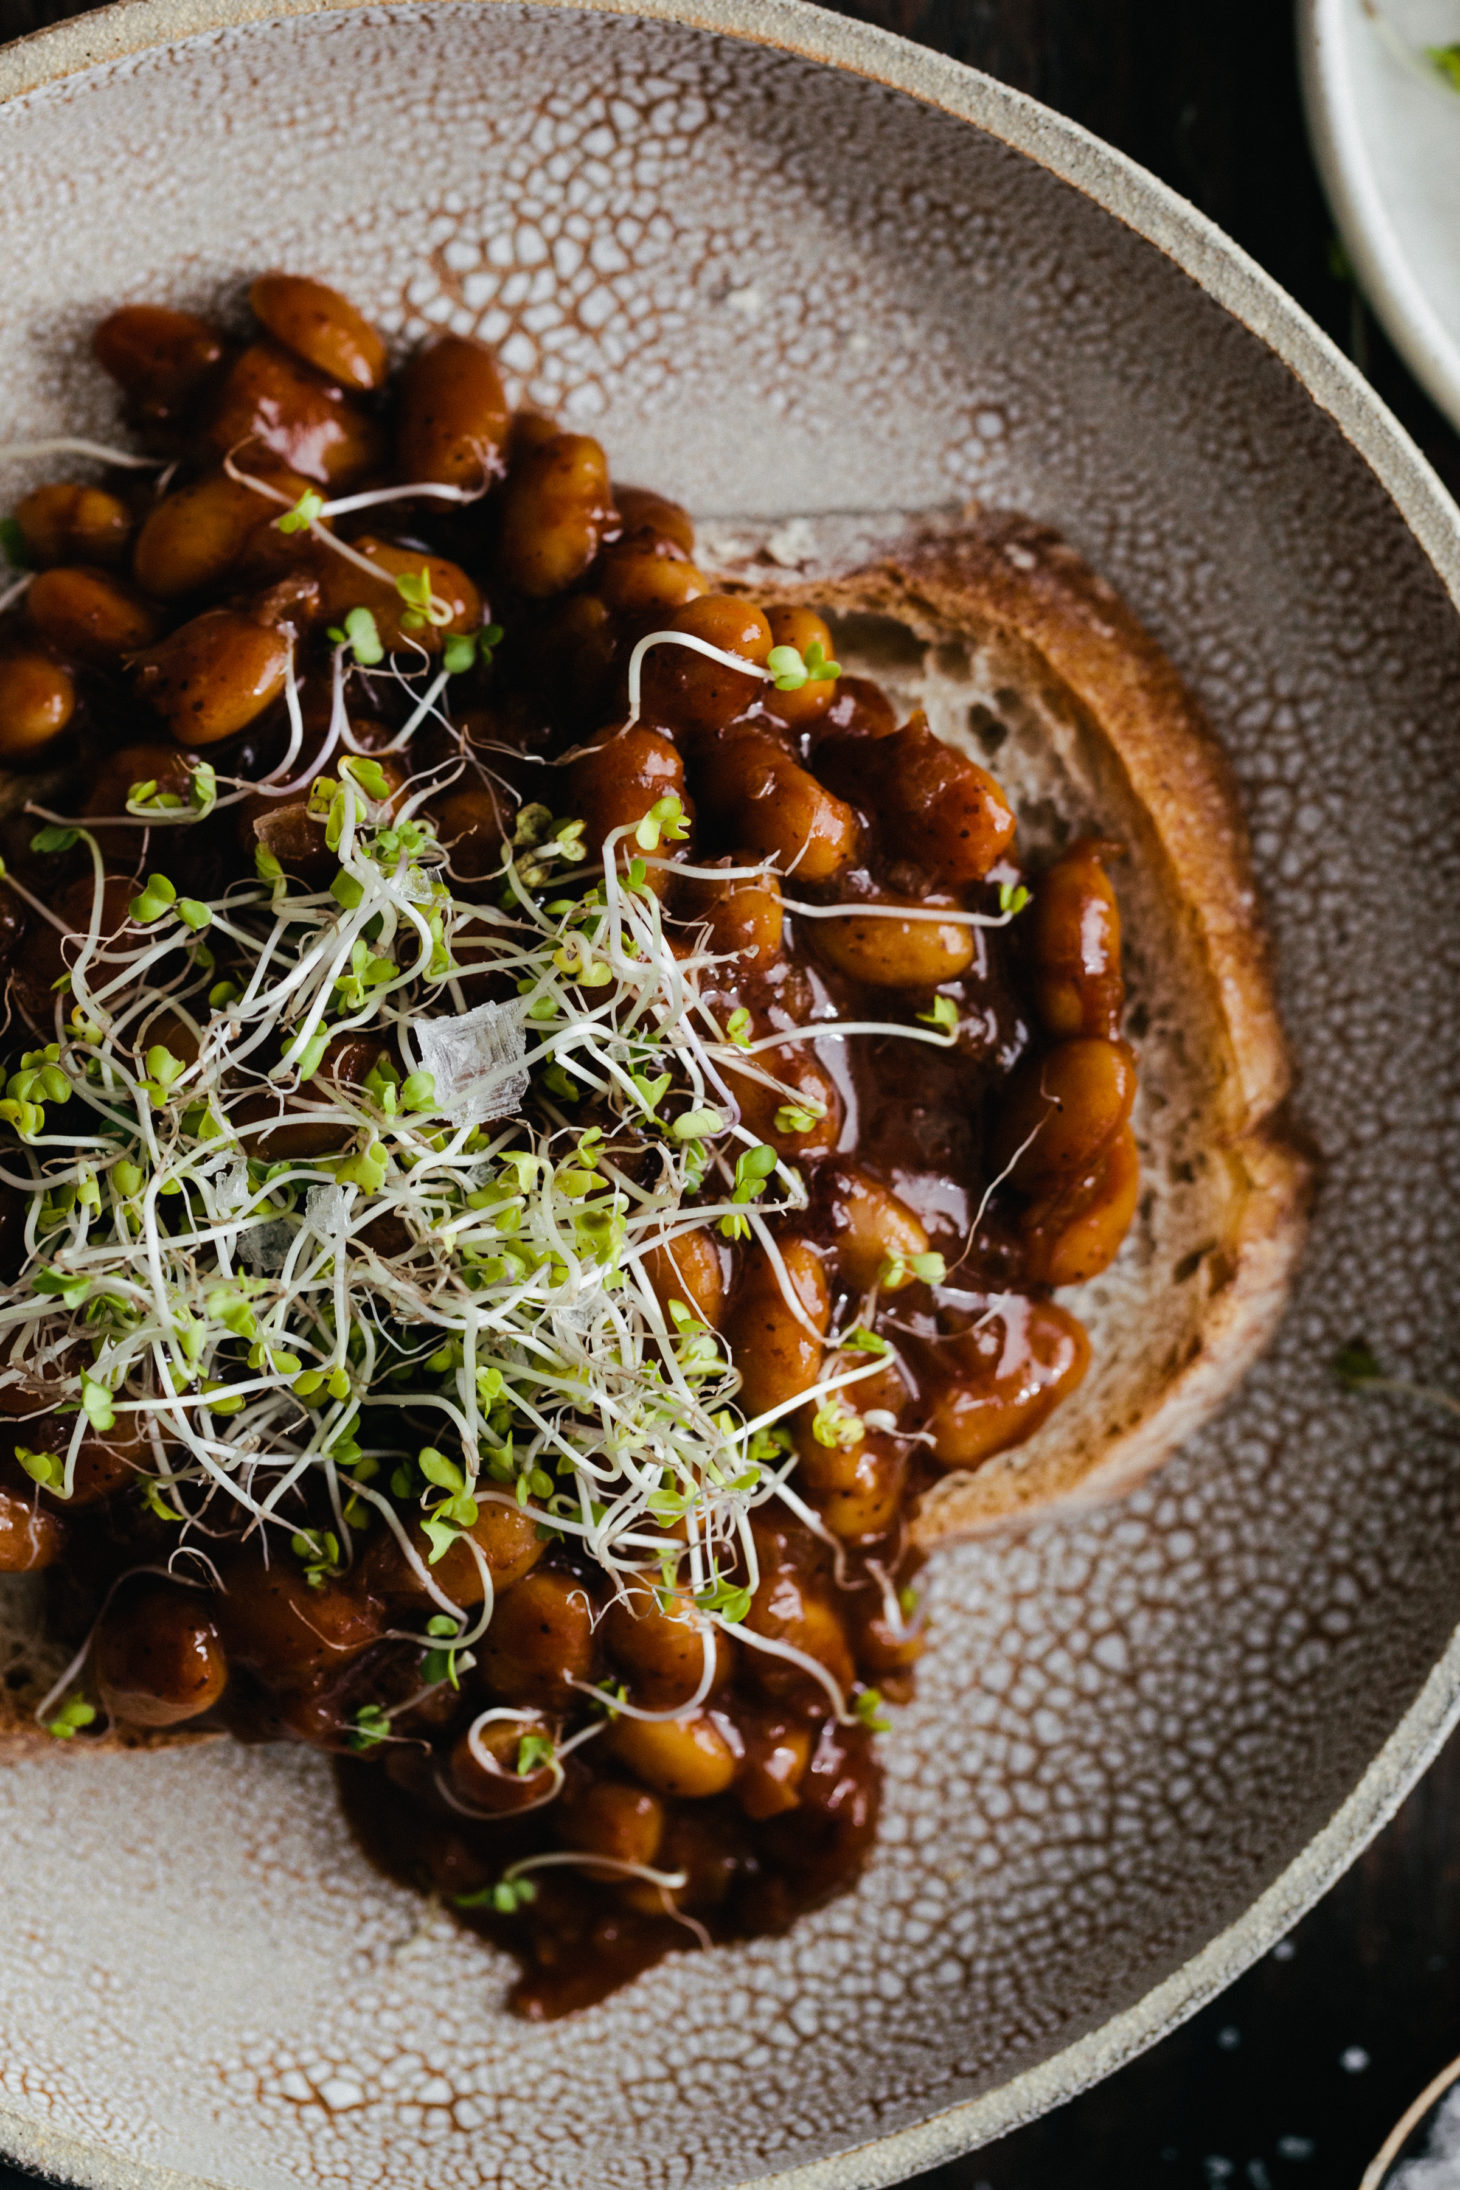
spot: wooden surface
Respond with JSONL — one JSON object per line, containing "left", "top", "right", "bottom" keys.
{"left": 1, "top": 1, "right": 1458, "bottom": 2185}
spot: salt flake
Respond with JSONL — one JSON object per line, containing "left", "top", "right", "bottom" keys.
{"left": 413, "top": 1001, "right": 529, "bottom": 1125}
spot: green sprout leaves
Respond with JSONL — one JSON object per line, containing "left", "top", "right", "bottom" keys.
{"left": 275, "top": 489, "right": 325, "bottom": 535}
{"left": 634, "top": 795, "right": 691, "bottom": 852}
{"left": 879, "top": 1249, "right": 947, "bottom": 1291}
{"left": 45, "top": 1696, "right": 97, "bottom": 1741}
{"left": 443, "top": 621, "right": 503, "bottom": 676}
{"left": 327, "top": 606, "right": 385, "bottom": 666}
{"left": 0, "top": 515, "right": 28, "bottom": 571}
{"left": 998, "top": 880, "right": 1030, "bottom": 918}
{"left": 766, "top": 638, "right": 841, "bottom": 691}
{"left": 292, "top": 1529, "right": 343, "bottom": 1588}
{"left": 1334, "top": 1341, "right": 1383, "bottom": 1389}
{"left": 916, "top": 994, "right": 958, "bottom": 1035}
{"left": 30, "top": 825, "right": 79, "bottom": 856}
{"left": 719, "top": 1142, "right": 778, "bottom": 1241}
{"left": 348, "top": 1703, "right": 391, "bottom": 1751}
{"left": 854, "top": 1687, "right": 891, "bottom": 1734}
{"left": 1429, "top": 42, "right": 1460, "bottom": 90}
{"left": 129, "top": 873, "right": 177, "bottom": 927}
{"left": 15, "top": 1446, "right": 65, "bottom": 1492}
{"left": 454, "top": 1876, "right": 538, "bottom": 1914}
{"left": 516, "top": 1731, "right": 555, "bottom": 1776}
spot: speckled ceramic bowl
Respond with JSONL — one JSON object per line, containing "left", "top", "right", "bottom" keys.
{"left": 0, "top": 4, "right": 1458, "bottom": 2186}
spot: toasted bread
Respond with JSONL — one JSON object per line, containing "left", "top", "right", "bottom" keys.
{"left": 705, "top": 506, "right": 1310, "bottom": 1543}
{"left": 0, "top": 505, "right": 1308, "bottom": 1751}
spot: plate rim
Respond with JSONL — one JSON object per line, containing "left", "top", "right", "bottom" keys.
{"left": 1299, "top": 0, "right": 1460, "bottom": 436}
{"left": 1, "top": 2, "right": 1460, "bottom": 2183}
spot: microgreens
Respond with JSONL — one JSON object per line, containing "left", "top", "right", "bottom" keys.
{"left": 516, "top": 1731, "right": 556, "bottom": 1776}
{"left": 879, "top": 1249, "right": 947, "bottom": 1291}
{"left": 275, "top": 489, "right": 325, "bottom": 535}
{"left": 45, "top": 1695, "right": 97, "bottom": 1740}
{"left": 348, "top": 1703, "right": 392, "bottom": 1750}
{"left": 1430, "top": 42, "right": 1460, "bottom": 90}
{"left": 444, "top": 622, "right": 503, "bottom": 677}
{"left": 0, "top": 516, "right": 28, "bottom": 571}
{"left": 327, "top": 606, "right": 386, "bottom": 666}
{"left": 854, "top": 1687, "right": 891, "bottom": 1734}
{"left": 455, "top": 1877, "right": 539, "bottom": 1913}
{"left": 765, "top": 639, "right": 841, "bottom": 691}
{"left": 916, "top": 994, "right": 959, "bottom": 1034}
{"left": 998, "top": 880, "right": 1030, "bottom": 918}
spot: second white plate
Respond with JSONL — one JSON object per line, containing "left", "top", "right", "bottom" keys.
{"left": 1301, "top": 0, "right": 1460, "bottom": 428}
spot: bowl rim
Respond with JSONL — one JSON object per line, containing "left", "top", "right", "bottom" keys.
{"left": 2, "top": 2, "right": 1460, "bottom": 2183}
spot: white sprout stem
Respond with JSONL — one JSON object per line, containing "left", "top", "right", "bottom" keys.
{"left": 320, "top": 480, "right": 487, "bottom": 518}
{"left": 780, "top": 895, "right": 1014, "bottom": 929}
{"left": 501, "top": 1850, "right": 690, "bottom": 1891}
{"left": 0, "top": 572, "right": 33, "bottom": 615}
{"left": 622, "top": 630, "right": 773, "bottom": 733}
{"left": 0, "top": 438, "right": 165, "bottom": 470}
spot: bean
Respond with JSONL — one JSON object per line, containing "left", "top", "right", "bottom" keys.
{"left": 205, "top": 341, "right": 383, "bottom": 485}
{"left": 603, "top": 1583, "right": 723, "bottom": 1712}
{"left": 556, "top": 1776, "right": 666, "bottom": 1869}
{"left": 642, "top": 1225, "right": 726, "bottom": 1329}
{"left": 613, "top": 484, "right": 696, "bottom": 556}
{"left": 235, "top": 1035, "right": 385, "bottom": 1159}
{"left": 27, "top": 566, "right": 163, "bottom": 665}
{"left": 427, "top": 780, "right": 508, "bottom": 883}
{"left": 498, "top": 433, "right": 613, "bottom": 598}
{"left": 250, "top": 273, "right": 387, "bottom": 392}
{"left": 9, "top": 873, "right": 142, "bottom": 1027}
{"left": 396, "top": 332, "right": 510, "bottom": 492}
{"left": 0, "top": 1485, "right": 63, "bottom": 1572}
{"left": 724, "top": 1045, "right": 841, "bottom": 1159}
{"left": 94, "top": 1583, "right": 227, "bottom": 1727}
{"left": 919, "top": 1297, "right": 1090, "bottom": 1470}
{"left": 1023, "top": 1122, "right": 1140, "bottom": 1286}
{"left": 607, "top": 1709, "right": 738, "bottom": 1798}
{"left": 132, "top": 465, "right": 314, "bottom": 600}
{"left": 1027, "top": 838, "right": 1125, "bottom": 1039}
{"left": 216, "top": 1554, "right": 384, "bottom": 1684}
{"left": 990, "top": 1036, "right": 1138, "bottom": 1191}
{"left": 735, "top": 1716, "right": 813, "bottom": 1820}
{"left": 723, "top": 1238, "right": 830, "bottom": 1420}
{"left": 811, "top": 673, "right": 897, "bottom": 747}
{"left": 762, "top": 606, "right": 839, "bottom": 730}
{"left": 674, "top": 861, "right": 783, "bottom": 970}
{"left": 376, "top": 1495, "right": 544, "bottom": 1610}
{"left": 132, "top": 607, "right": 291, "bottom": 744}
{"left": 641, "top": 595, "right": 772, "bottom": 735}
{"left": 818, "top": 708, "right": 1015, "bottom": 884}
{"left": 823, "top": 1166, "right": 930, "bottom": 1292}
{"left": 806, "top": 1433, "right": 907, "bottom": 1542}
{"left": 695, "top": 726, "right": 858, "bottom": 881}
{"left": 447, "top": 1719, "right": 556, "bottom": 1814}
{"left": 92, "top": 304, "right": 225, "bottom": 418}
{"left": 16, "top": 483, "right": 130, "bottom": 569}
{"left": 0, "top": 649, "right": 75, "bottom": 759}
{"left": 314, "top": 536, "right": 480, "bottom": 653}
{"left": 594, "top": 543, "right": 706, "bottom": 616}
{"left": 568, "top": 725, "right": 687, "bottom": 857}
{"left": 812, "top": 898, "right": 974, "bottom": 988}
{"left": 846, "top": 1589, "right": 925, "bottom": 1679}
{"left": 744, "top": 1539, "right": 855, "bottom": 1699}
{"left": 479, "top": 1568, "right": 598, "bottom": 1710}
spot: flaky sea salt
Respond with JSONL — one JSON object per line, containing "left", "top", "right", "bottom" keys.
{"left": 413, "top": 1001, "right": 529, "bottom": 1125}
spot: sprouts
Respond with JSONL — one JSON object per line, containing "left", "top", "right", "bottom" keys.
{"left": 0, "top": 728, "right": 925, "bottom": 1721}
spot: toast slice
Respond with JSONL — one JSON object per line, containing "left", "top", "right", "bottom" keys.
{"left": 704, "top": 506, "right": 1310, "bottom": 1544}
{"left": 0, "top": 504, "right": 1309, "bottom": 1749}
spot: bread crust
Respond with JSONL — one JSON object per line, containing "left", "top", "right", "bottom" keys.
{"left": 709, "top": 506, "right": 1310, "bottom": 1542}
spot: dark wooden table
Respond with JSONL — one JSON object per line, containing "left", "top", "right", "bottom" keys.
{"left": 1, "top": 2, "right": 1458, "bottom": 2186}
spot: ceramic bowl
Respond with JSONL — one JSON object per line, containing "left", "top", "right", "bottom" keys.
{"left": 1, "top": 5, "right": 1460, "bottom": 2186}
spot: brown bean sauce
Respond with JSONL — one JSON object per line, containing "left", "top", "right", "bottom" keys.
{"left": 0, "top": 279, "right": 1138, "bottom": 2014}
